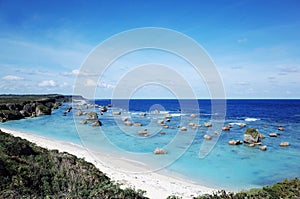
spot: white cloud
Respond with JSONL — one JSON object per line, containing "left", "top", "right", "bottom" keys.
{"left": 2, "top": 75, "right": 24, "bottom": 81}
{"left": 61, "top": 69, "right": 97, "bottom": 77}
{"left": 38, "top": 80, "right": 56, "bottom": 87}
{"left": 85, "top": 79, "right": 97, "bottom": 87}
{"left": 98, "top": 81, "right": 115, "bottom": 89}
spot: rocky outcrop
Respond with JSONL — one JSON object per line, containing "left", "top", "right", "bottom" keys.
{"left": 204, "top": 122, "right": 212, "bottom": 127}
{"left": 124, "top": 121, "right": 133, "bottom": 126}
{"left": 138, "top": 130, "right": 148, "bottom": 136}
{"left": 140, "top": 112, "right": 146, "bottom": 116}
{"left": 157, "top": 120, "right": 164, "bottom": 125}
{"left": 0, "top": 94, "right": 71, "bottom": 122}
{"left": 222, "top": 126, "right": 231, "bottom": 131}
{"left": 243, "top": 128, "right": 260, "bottom": 144}
{"left": 80, "top": 120, "right": 88, "bottom": 124}
{"left": 91, "top": 120, "right": 102, "bottom": 126}
{"left": 260, "top": 145, "right": 267, "bottom": 151}
{"left": 228, "top": 140, "right": 242, "bottom": 145}
{"left": 112, "top": 111, "right": 121, "bottom": 115}
{"left": 86, "top": 112, "right": 98, "bottom": 120}
{"left": 269, "top": 133, "right": 278, "bottom": 137}
{"left": 164, "top": 114, "right": 172, "bottom": 119}
{"left": 153, "top": 148, "right": 167, "bottom": 155}
{"left": 280, "top": 142, "right": 290, "bottom": 147}
{"left": 180, "top": 127, "right": 187, "bottom": 131}
{"left": 35, "top": 104, "right": 51, "bottom": 116}
{"left": 204, "top": 135, "right": 212, "bottom": 140}
{"left": 100, "top": 106, "right": 107, "bottom": 112}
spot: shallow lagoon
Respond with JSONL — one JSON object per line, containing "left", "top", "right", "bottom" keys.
{"left": 2, "top": 99, "right": 300, "bottom": 191}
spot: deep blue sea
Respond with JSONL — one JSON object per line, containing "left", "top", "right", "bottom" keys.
{"left": 1, "top": 99, "right": 300, "bottom": 191}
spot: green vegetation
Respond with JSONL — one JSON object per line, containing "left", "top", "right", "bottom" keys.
{"left": 0, "top": 130, "right": 147, "bottom": 198}
{"left": 167, "top": 178, "right": 300, "bottom": 199}
{"left": 0, "top": 94, "right": 64, "bottom": 104}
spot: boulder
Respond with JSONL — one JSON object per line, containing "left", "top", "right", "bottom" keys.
{"left": 91, "top": 120, "right": 102, "bottom": 126}
{"left": 160, "top": 131, "right": 166, "bottom": 135}
{"left": 107, "top": 104, "right": 113, "bottom": 107}
{"left": 269, "top": 133, "right": 277, "bottom": 137}
{"left": 112, "top": 111, "right": 121, "bottom": 115}
{"left": 180, "top": 127, "right": 187, "bottom": 131}
{"left": 222, "top": 126, "right": 230, "bottom": 131}
{"left": 204, "top": 135, "right": 212, "bottom": 140}
{"left": 239, "top": 123, "right": 247, "bottom": 128}
{"left": 100, "top": 106, "right": 107, "bottom": 112}
{"left": 75, "top": 110, "right": 83, "bottom": 116}
{"left": 65, "top": 107, "right": 72, "bottom": 112}
{"left": 86, "top": 112, "right": 98, "bottom": 120}
{"left": 166, "top": 119, "right": 171, "bottom": 122}
{"left": 204, "top": 122, "right": 212, "bottom": 127}
{"left": 163, "top": 125, "right": 169, "bottom": 129}
{"left": 157, "top": 120, "right": 164, "bottom": 125}
{"left": 134, "top": 123, "right": 143, "bottom": 127}
{"left": 80, "top": 120, "right": 87, "bottom": 124}
{"left": 140, "top": 112, "right": 146, "bottom": 116}
{"left": 259, "top": 134, "right": 266, "bottom": 139}
{"left": 190, "top": 114, "right": 196, "bottom": 118}
{"left": 228, "top": 140, "right": 242, "bottom": 145}
{"left": 278, "top": 127, "right": 284, "bottom": 131}
{"left": 189, "top": 123, "right": 196, "bottom": 128}
{"left": 153, "top": 148, "right": 167, "bottom": 155}
{"left": 124, "top": 121, "right": 133, "bottom": 126}
{"left": 260, "top": 145, "right": 267, "bottom": 151}
{"left": 280, "top": 142, "right": 290, "bottom": 147}
{"left": 122, "top": 117, "right": 128, "bottom": 122}
{"left": 138, "top": 130, "right": 148, "bottom": 136}
{"left": 243, "top": 128, "right": 260, "bottom": 144}
{"left": 164, "top": 114, "right": 172, "bottom": 119}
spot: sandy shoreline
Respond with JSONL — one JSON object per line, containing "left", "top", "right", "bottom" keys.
{"left": 1, "top": 127, "right": 217, "bottom": 199}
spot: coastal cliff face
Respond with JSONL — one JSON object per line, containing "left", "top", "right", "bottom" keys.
{"left": 0, "top": 94, "right": 81, "bottom": 122}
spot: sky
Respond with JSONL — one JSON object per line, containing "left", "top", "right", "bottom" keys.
{"left": 0, "top": 0, "right": 300, "bottom": 99}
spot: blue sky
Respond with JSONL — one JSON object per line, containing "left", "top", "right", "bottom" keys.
{"left": 0, "top": 0, "right": 299, "bottom": 98}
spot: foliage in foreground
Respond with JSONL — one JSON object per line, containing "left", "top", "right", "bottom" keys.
{"left": 0, "top": 130, "right": 147, "bottom": 198}
{"left": 167, "top": 178, "right": 300, "bottom": 199}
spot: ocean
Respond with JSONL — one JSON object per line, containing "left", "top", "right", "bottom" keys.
{"left": 1, "top": 99, "right": 300, "bottom": 191}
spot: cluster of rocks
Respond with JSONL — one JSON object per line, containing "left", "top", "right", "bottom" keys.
{"left": 0, "top": 97, "right": 63, "bottom": 122}
{"left": 227, "top": 127, "right": 290, "bottom": 151}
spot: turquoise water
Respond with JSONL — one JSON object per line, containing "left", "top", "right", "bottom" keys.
{"left": 1, "top": 99, "right": 300, "bottom": 191}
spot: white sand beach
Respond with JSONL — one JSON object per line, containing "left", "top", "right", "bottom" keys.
{"left": 1, "top": 127, "right": 216, "bottom": 199}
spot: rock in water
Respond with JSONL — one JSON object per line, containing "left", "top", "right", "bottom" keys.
{"left": 204, "top": 135, "right": 212, "bottom": 140}
{"left": 86, "top": 112, "right": 98, "bottom": 120}
{"left": 80, "top": 120, "right": 87, "bottom": 124}
{"left": 269, "top": 133, "right": 278, "bottom": 137}
{"left": 260, "top": 145, "right": 267, "bottom": 151}
{"left": 228, "top": 140, "right": 242, "bottom": 145}
{"left": 204, "top": 122, "right": 212, "bottom": 127}
{"left": 243, "top": 128, "right": 260, "bottom": 144}
{"left": 280, "top": 142, "right": 290, "bottom": 147}
{"left": 91, "top": 120, "right": 102, "bottom": 126}
{"left": 112, "top": 111, "right": 121, "bottom": 115}
{"left": 100, "top": 106, "right": 107, "bottom": 112}
{"left": 153, "top": 148, "right": 167, "bottom": 155}
{"left": 140, "top": 112, "right": 146, "bottom": 116}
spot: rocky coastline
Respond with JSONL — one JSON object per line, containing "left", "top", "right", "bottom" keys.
{"left": 0, "top": 94, "right": 84, "bottom": 123}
